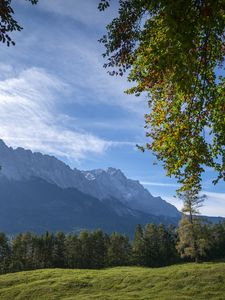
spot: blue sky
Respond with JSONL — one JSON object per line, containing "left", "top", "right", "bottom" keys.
{"left": 0, "top": 0, "right": 224, "bottom": 216}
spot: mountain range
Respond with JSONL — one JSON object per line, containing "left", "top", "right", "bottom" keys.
{"left": 0, "top": 140, "right": 186, "bottom": 235}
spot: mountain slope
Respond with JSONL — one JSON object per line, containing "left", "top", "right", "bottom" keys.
{"left": 82, "top": 168, "right": 179, "bottom": 217}
{"left": 0, "top": 177, "right": 178, "bottom": 235}
{"left": 0, "top": 140, "right": 179, "bottom": 217}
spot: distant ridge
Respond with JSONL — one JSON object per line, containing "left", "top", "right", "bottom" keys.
{"left": 0, "top": 140, "right": 223, "bottom": 235}
{"left": 0, "top": 139, "right": 180, "bottom": 218}
{"left": 0, "top": 177, "right": 179, "bottom": 235}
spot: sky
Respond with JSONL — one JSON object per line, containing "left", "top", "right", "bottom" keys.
{"left": 0, "top": 0, "right": 224, "bottom": 216}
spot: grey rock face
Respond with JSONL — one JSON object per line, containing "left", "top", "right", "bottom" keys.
{"left": 0, "top": 140, "right": 180, "bottom": 217}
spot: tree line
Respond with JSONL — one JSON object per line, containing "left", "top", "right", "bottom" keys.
{"left": 0, "top": 221, "right": 225, "bottom": 274}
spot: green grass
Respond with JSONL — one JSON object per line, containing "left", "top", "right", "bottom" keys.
{"left": 0, "top": 263, "right": 225, "bottom": 299}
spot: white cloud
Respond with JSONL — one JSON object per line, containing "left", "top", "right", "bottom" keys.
{"left": 141, "top": 181, "right": 179, "bottom": 187}
{"left": 36, "top": 0, "right": 116, "bottom": 27}
{"left": 0, "top": 63, "right": 15, "bottom": 80}
{"left": 200, "top": 191, "right": 225, "bottom": 217}
{"left": 162, "top": 196, "right": 183, "bottom": 211}
{"left": 54, "top": 37, "right": 147, "bottom": 114}
{"left": 202, "top": 191, "right": 225, "bottom": 201}
{"left": 0, "top": 66, "right": 126, "bottom": 160}
{"left": 37, "top": 0, "right": 99, "bottom": 26}
{"left": 146, "top": 184, "right": 225, "bottom": 217}
{"left": 160, "top": 192, "right": 225, "bottom": 217}
{"left": 12, "top": 0, "right": 147, "bottom": 116}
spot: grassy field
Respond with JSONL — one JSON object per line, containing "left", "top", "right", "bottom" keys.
{"left": 0, "top": 263, "right": 225, "bottom": 299}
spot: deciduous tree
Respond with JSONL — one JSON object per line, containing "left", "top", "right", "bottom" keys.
{"left": 99, "top": 0, "right": 225, "bottom": 194}
{"left": 0, "top": 0, "right": 38, "bottom": 46}
{"left": 176, "top": 191, "right": 209, "bottom": 262}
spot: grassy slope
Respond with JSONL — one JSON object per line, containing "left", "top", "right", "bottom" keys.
{"left": 0, "top": 263, "right": 225, "bottom": 299}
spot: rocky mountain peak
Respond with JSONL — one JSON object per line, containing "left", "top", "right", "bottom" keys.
{"left": 0, "top": 140, "right": 180, "bottom": 217}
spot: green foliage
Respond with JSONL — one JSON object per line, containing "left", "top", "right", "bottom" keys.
{"left": 90, "top": 230, "right": 109, "bottom": 269}
{"left": 64, "top": 233, "right": 82, "bottom": 268}
{"left": 144, "top": 223, "right": 160, "bottom": 267}
{"left": 52, "top": 232, "right": 66, "bottom": 268}
{"left": 0, "top": 0, "right": 38, "bottom": 46}
{"left": 0, "top": 222, "right": 225, "bottom": 275}
{"left": 177, "top": 215, "right": 210, "bottom": 262}
{"left": 132, "top": 224, "right": 145, "bottom": 265}
{"left": 206, "top": 221, "right": 225, "bottom": 260}
{"left": 107, "top": 232, "right": 131, "bottom": 266}
{"left": 142, "top": 223, "right": 179, "bottom": 267}
{"left": 177, "top": 191, "right": 209, "bottom": 262}
{"left": 181, "top": 190, "right": 205, "bottom": 216}
{"left": 0, "top": 233, "right": 11, "bottom": 273}
{"left": 1, "top": 263, "right": 225, "bottom": 299}
{"left": 99, "top": 0, "right": 225, "bottom": 193}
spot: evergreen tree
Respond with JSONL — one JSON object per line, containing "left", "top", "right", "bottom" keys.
{"left": 11, "top": 232, "right": 37, "bottom": 271}
{"left": 90, "top": 230, "right": 109, "bottom": 269}
{"left": 166, "top": 225, "right": 180, "bottom": 265}
{"left": 0, "top": 233, "right": 11, "bottom": 274}
{"left": 107, "top": 233, "right": 131, "bottom": 266}
{"left": 79, "top": 231, "right": 93, "bottom": 268}
{"left": 206, "top": 222, "right": 225, "bottom": 260}
{"left": 157, "top": 224, "right": 169, "bottom": 266}
{"left": 52, "top": 232, "right": 66, "bottom": 268}
{"left": 144, "top": 224, "right": 159, "bottom": 267}
{"left": 132, "top": 224, "right": 145, "bottom": 266}
{"left": 64, "top": 234, "right": 82, "bottom": 269}
{"left": 39, "top": 232, "right": 55, "bottom": 268}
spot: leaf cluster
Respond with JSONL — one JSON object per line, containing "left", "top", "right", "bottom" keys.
{"left": 0, "top": 0, "right": 38, "bottom": 46}
{"left": 99, "top": 0, "right": 225, "bottom": 193}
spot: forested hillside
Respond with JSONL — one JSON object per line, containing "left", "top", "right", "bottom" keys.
{"left": 0, "top": 222, "right": 225, "bottom": 274}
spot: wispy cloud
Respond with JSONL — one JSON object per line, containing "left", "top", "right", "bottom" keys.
{"left": 159, "top": 191, "right": 225, "bottom": 217}
{"left": 202, "top": 191, "right": 225, "bottom": 201}
{"left": 34, "top": 0, "right": 121, "bottom": 31}
{"left": 146, "top": 183, "right": 225, "bottom": 217}
{"left": 37, "top": 0, "right": 108, "bottom": 27}
{"left": 141, "top": 181, "right": 180, "bottom": 187}
{"left": 57, "top": 39, "right": 147, "bottom": 114}
{"left": 161, "top": 196, "right": 183, "bottom": 211}
{"left": 199, "top": 191, "right": 225, "bottom": 217}
{"left": 0, "top": 66, "right": 131, "bottom": 160}
{"left": 16, "top": 0, "right": 147, "bottom": 115}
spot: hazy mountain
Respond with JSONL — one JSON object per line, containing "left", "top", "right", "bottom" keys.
{"left": 0, "top": 177, "right": 178, "bottom": 236}
{"left": 0, "top": 140, "right": 222, "bottom": 235}
{"left": 0, "top": 140, "right": 180, "bottom": 218}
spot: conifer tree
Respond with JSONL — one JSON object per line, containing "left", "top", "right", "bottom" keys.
{"left": 39, "top": 232, "right": 55, "bottom": 268}
{"left": 157, "top": 224, "right": 169, "bottom": 266}
{"left": 0, "top": 233, "right": 11, "bottom": 274}
{"left": 79, "top": 231, "right": 93, "bottom": 268}
{"left": 144, "top": 224, "right": 159, "bottom": 267}
{"left": 176, "top": 191, "right": 209, "bottom": 262}
{"left": 90, "top": 230, "right": 109, "bottom": 269}
{"left": 52, "top": 232, "right": 66, "bottom": 268}
{"left": 132, "top": 224, "right": 145, "bottom": 266}
{"left": 64, "top": 234, "right": 82, "bottom": 269}
{"left": 107, "top": 232, "right": 131, "bottom": 266}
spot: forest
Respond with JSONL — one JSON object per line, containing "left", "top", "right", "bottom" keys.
{"left": 0, "top": 221, "right": 225, "bottom": 274}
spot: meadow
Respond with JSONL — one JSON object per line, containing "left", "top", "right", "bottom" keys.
{"left": 0, "top": 262, "right": 225, "bottom": 299}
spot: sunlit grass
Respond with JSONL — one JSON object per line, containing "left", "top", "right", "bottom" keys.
{"left": 0, "top": 262, "right": 225, "bottom": 299}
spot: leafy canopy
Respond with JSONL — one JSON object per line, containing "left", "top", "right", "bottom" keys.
{"left": 99, "top": 0, "right": 225, "bottom": 194}
{"left": 0, "top": 0, "right": 38, "bottom": 46}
